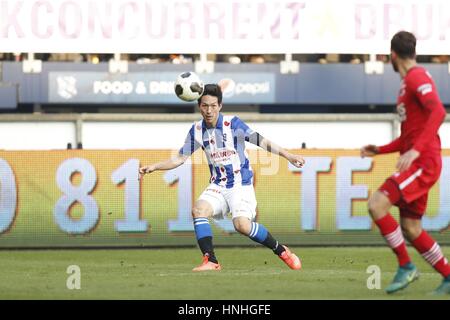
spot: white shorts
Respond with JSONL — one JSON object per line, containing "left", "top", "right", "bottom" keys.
{"left": 198, "top": 183, "right": 257, "bottom": 221}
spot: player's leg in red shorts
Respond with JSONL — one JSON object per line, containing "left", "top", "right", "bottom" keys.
{"left": 381, "top": 157, "right": 450, "bottom": 292}
{"left": 372, "top": 177, "right": 411, "bottom": 268}
{"left": 369, "top": 174, "right": 417, "bottom": 293}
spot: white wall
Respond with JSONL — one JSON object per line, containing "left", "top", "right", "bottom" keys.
{"left": 0, "top": 122, "right": 75, "bottom": 150}
{"left": 247, "top": 122, "right": 393, "bottom": 149}
{"left": 81, "top": 121, "right": 393, "bottom": 149}
{"left": 439, "top": 122, "right": 450, "bottom": 148}
{"left": 82, "top": 122, "right": 193, "bottom": 149}
{"left": 1, "top": 120, "right": 449, "bottom": 150}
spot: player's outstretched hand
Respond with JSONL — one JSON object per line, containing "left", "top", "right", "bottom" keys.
{"left": 139, "top": 165, "right": 155, "bottom": 180}
{"left": 360, "top": 145, "right": 379, "bottom": 158}
{"left": 289, "top": 154, "right": 305, "bottom": 168}
{"left": 396, "top": 149, "right": 420, "bottom": 172}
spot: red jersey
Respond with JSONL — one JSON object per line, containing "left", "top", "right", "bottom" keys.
{"left": 379, "top": 66, "right": 446, "bottom": 156}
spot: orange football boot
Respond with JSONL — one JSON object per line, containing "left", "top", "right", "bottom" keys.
{"left": 279, "top": 245, "right": 302, "bottom": 270}
{"left": 192, "top": 254, "right": 222, "bottom": 272}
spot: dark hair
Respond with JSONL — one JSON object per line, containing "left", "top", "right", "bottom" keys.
{"left": 198, "top": 83, "right": 222, "bottom": 104}
{"left": 391, "top": 31, "right": 416, "bottom": 59}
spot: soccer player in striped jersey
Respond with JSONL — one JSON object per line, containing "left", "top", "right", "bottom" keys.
{"left": 361, "top": 31, "right": 450, "bottom": 295}
{"left": 140, "top": 83, "right": 305, "bottom": 272}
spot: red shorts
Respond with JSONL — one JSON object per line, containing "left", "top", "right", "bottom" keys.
{"left": 379, "top": 156, "right": 441, "bottom": 220}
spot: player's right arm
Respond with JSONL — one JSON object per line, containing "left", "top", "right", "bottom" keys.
{"left": 361, "top": 137, "right": 402, "bottom": 157}
{"left": 139, "top": 124, "right": 200, "bottom": 179}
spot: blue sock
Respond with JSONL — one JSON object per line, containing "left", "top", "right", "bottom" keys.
{"left": 248, "top": 222, "right": 284, "bottom": 255}
{"left": 193, "top": 217, "right": 212, "bottom": 240}
{"left": 248, "top": 222, "right": 268, "bottom": 243}
{"left": 193, "top": 218, "right": 217, "bottom": 263}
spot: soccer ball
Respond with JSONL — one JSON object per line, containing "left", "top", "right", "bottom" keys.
{"left": 174, "top": 72, "right": 205, "bottom": 102}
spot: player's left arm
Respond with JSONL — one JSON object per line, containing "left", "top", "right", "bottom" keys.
{"left": 232, "top": 116, "right": 305, "bottom": 168}
{"left": 397, "top": 72, "right": 447, "bottom": 172}
{"left": 250, "top": 132, "right": 305, "bottom": 168}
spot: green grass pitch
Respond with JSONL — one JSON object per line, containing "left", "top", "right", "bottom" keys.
{"left": 0, "top": 247, "right": 448, "bottom": 300}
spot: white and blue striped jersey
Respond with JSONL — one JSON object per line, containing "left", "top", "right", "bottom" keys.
{"left": 179, "top": 114, "right": 254, "bottom": 188}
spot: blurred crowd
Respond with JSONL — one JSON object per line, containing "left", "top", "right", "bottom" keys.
{"left": 0, "top": 53, "right": 449, "bottom": 64}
